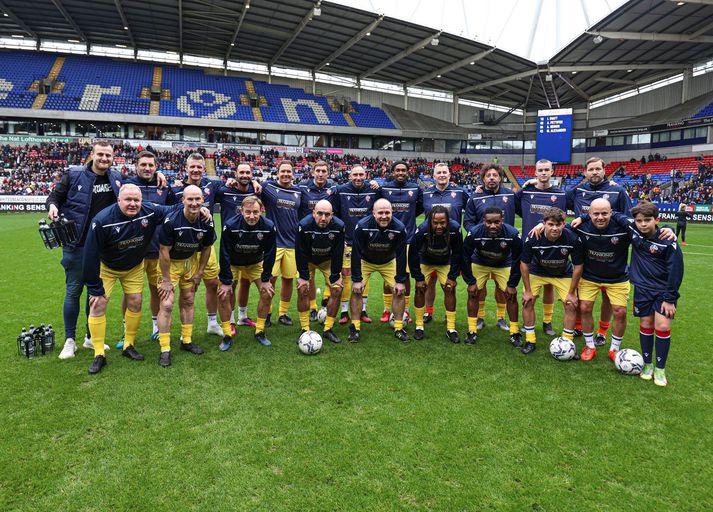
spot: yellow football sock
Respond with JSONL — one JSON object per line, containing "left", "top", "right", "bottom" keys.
{"left": 159, "top": 332, "right": 171, "bottom": 353}
{"left": 468, "top": 316, "right": 478, "bottom": 334}
{"left": 562, "top": 329, "right": 574, "bottom": 341}
{"left": 383, "top": 293, "right": 393, "bottom": 312}
{"left": 543, "top": 303, "right": 554, "bottom": 323}
{"left": 324, "top": 286, "right": 331, "bottom": 299}
{"left": 394, "top": 319, "right": 404, "bottom": 330}
{"left": 123, "top": 309, "right": 141, "bottom": 348}
{"left": 477, "top": 301, "right": 485, "bottom": 320}
{"left": 510, "top": 321, "right": 519, "bottom": 335}
{"left": 496, "top": 301, "right": 506, "bottom": 320}
{"left": 299, "top": 310, "right": 310, "bottom": 331}
{"left": 309, "top": 299, "right": 317, "bottom": 311}
{"left": 181, "top": 324, "right": 193, "bottom": 345}
{"left": 221, "top": 320, "right": 232, "bottom": 337}
{"left": 353, "top": 319, "right": 361, "bottom": 331}
{"left": 526, "top": 330, "right": 536, "bottom": 343}
{"left": 404, "top": 295, "right": 410, "bottom": 310}
{"left": 446, "top": 310, "right": 456, "bottom": 331}
{"left": 415, "top": 306, "right": 425, "bottom": 329}
{"left": 279, "top": 300, "right": 290, "bottom": 316}
{"left": 256, "top": 316, "right": 266, "bottom": 334}
{"left": 88, "top": 315, "right": 106, "bottom": 357}
{"left": 324, "top": 316, "right": 335, "bottom": 331}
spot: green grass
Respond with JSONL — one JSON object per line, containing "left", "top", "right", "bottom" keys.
{"left": 1, "top": 213, "right": 712, "bottom": 511}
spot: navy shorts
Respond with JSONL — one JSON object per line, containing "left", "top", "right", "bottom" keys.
{"left": 632, "top": 286, "right": 675, "bottom": 318}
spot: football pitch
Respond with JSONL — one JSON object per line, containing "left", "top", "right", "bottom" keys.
{"left": 1, "top": 213, "right": 712, "bottom": 511}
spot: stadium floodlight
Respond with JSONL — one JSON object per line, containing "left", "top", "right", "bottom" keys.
{"left": 313, "top": 6, "right": 321, "bottom": 16}
{"left": 3, "top": 13, "right": 7, "bottom": 16}
{"left": 593, "top": 35, "right": 604, "bottom": 44}
{"left": 430, "top": 37, "right": 439, "bottom": 46}
{"left": 11, "top": 34, "right": 23, "bottom": 38}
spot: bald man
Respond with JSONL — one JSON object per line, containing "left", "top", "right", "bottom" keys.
{"left": 295, "top": 199, "right": 345, "bottom": 344}
{"left": 349, "top": 199, "right": 408, "bottom": 342}
{"left": 82, "top": 184, "right": 201, "bottom": 374}
{"left": 156, "top": 185, "right": 216, "bottom": 367}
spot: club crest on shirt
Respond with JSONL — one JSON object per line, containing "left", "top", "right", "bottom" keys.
{"left": 500, "top": 241, "right": 508, "bottom": 248}
{"left": 326, "top": 189, "right": 332, "bottom": 195}
{"left": 197, "top": 232, "right": 204, "bottom": 240}
{"left": 502, "top": 197, "right": 509, "bottom": 203}
{"left": 328, "top": 233, "right": 335, "bottom": 240}
{"left": 257, "top": 233, "right": 264, "bottom": 240}
{"left": 388, "top": 233, "right": 394, "bottom": 240}
{"left": 157, "top": 189, "right": 163, "bottom": 196}
{"left": 365, "top": 196, "right": 371, "bottom": 202}
{"left": 204, "top": 187, "right": 211, "bottom": 195}
{"left": 649, "top": 245, "right": 658, "bottom": 254}
{"left": 451, "top": 192, "right": 456, "bottom": 198}
{"left": 550, "top": 195, "right": 557, "bottom": 203}
{"left": 560, "top": 248, "right": 569, "bottom": 255}
{"left": 141, "top": 218, "right": 149, "bottom": 228}
{"left": 408, "top": 191, "right": 414, "bottom": 197}
{"left": 611, "top": 237, "right": 619, "bottom": 245}
{"left": 603, "top": 194, "right": 610, "bottom": 200}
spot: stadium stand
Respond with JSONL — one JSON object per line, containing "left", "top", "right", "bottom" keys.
{"left": 692, "top": 101, "right": 713, "bottom": 118}
{"left": 0, "top": 52, "right": 397, "bottom": 130}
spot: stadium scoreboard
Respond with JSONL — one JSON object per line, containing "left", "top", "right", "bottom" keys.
{"left": 536, "top": 108, "right": 573, "bottom": 164}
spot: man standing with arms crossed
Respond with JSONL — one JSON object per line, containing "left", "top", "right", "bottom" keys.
{"left": 295, "top": 200, "right": 345, "bottom": 344}
{"left": 156, "top": 185, "right": 216, "bottom": 367}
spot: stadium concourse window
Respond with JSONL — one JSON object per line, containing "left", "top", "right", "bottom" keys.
{"left": 207, "top": 130, "right": 258, "bottom": 144}
{"left": 6, "top": 120, "right": 37, "bottom": 134}
{"left": 572, "top": 138, "right": 586, "bottom": 149}
{"left": 524, "top": 140, "right": 536, "bottom": 150}
{"left": 183, "top": 127, "right": 202, "bottom": 142}
{"left": 261, "top": 133, "right": 282, "bottom": 145}
{"left": 414, "top": 138, "right": 435, "bottom": 152}
{"left": 333, "top": 135, "right": 359, "bottom": 149}
{"left": 467, "top": 140, "right": 491, "bottom": 150}
{"left": 306, "top": 135, "right": 328, "bottom": 147}
{"left": 38, "top": 122, "right": 63, "bottom": 136}
{"left": 75, "top": 122, "right": 123, "bottom": 138}
{"left": 446, "top": 140, "right": 462, "bottom": 153}
{"left": 631, "top": 134, "right": 651, "bottom": 145}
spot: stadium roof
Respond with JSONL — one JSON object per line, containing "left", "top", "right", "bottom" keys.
{"left": 0, "top": 0, "right": 711, "bottom": 111}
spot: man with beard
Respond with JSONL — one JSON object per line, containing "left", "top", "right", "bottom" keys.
{"left": 409, "top": 205, "right": 462, "bottom": 342}
{"left": 295, "top": 200, "right": 345, "bottom": 344}
{"left": 464, "top": 164, "right": 516, "bottom": 333}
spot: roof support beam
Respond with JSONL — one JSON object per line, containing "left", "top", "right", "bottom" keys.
{"left": 0, "top": 0, "right": 38, "bottom": 40}
{"left": 270, "top": 2, "right": 320, "bottom": 66}
{"left": 405, "top": 48, "right": 494, "bottom": 87}
{"left": 224, "top": 0, "right": 250, "bottom": 62}
{"left": 537, "top": 73, "right": 551, "bottom": 108}
{"left": 588, "top": 30, "right": 713, "bottom": 44}
{"left": 49, "top": 0, "right": 87, "bottom": 42}
{"left": 456, "top": 69, "right": 538, "bottom": 95}
{"left": 359, "top": 31, "right": 441, "bottom": 80}
{"left": 556, "top": 72, "right": 591, "bottom": 101}
{"left": 178, "top": 0, "right": 183, "bottom": 60}
{"left": 691, "top": 19, "right": 713, "bottom": 38}
{"left": 594, "top": 77, "right": 636, "bottom": 85}
{"left": 665, "top": 0, "right": 713, "bottom": 4}
{"left": 549, "top": 64, "right": 685, "bottom": 72}
{"left": 113, "top": 0, "right": 135, "bottom": 48}
{"left": 589, "top": 71, "right": 683, "bottom": 101}
{"left": 314, "top": 15, "right": 384, "bottom": 72}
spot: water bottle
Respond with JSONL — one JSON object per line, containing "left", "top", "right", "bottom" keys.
{"left": 46, "top": 324, "right": 55, "bottom": 353}
{"left": 38, "top": 220, "right": 54, "bottom": 249}
{"left": 17, "top": 328, "right": 26, "bottom": 356}
{"left": 61, "top": 214, "right": 78, "bottom": 244}
{"left": 23, "top": 333, "right": 34, "bottom": 358}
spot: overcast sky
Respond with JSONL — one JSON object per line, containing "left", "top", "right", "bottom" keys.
{"left": 331, "top": 0, "right": 628, "bottom": 62}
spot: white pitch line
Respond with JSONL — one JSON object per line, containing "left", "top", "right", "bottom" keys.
{"left": 682, "top": 252, "right": 713, "bottom": 256}
{"left": 682, "top": 244, "right": 713, "bottom": 248}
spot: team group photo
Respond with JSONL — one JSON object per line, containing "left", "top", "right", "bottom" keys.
{"left": 1, "top": 0, "right": 711, "bottom": 510}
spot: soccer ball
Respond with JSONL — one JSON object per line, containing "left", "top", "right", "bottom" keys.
{"left": 549, "top": 337, "right": 577, "bottom": 361}
{"left": 298, "top": 330, "right": 323, "bottom": 355}
{"left": 388, "top": 313, "right": 410, "bottom": 328}
{"left": 316, "top": 307, "right": 328, "bottom": 324}
{"left": 615, "top": 349, "right": 644, "bottom": 375}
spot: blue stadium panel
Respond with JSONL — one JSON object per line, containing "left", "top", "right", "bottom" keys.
{"left": 692, "top": 101, "right": 713, "bottom": 118}
{"left": 161, "top": 67, "right": 253, "bottom": 121}
{"left": 0, "top": 51, "right": 55, "bottom": 108}
{"left": 349, "top": 102, "right": 396, "bottom": 129}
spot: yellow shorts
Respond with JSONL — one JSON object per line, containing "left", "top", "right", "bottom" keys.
{"left": 361, "top": 259, "right": 396, "bottom": 288}
{"left": 472, "top": 264, "right": 510, "bottom": 291}
{"left": 272, "top": 247, "right": 297, "bottom": 279}
{"left": 405, "top": 244, "right": 410, "bottom": 274}
{"left": 309, "top": 260, "right": 332, "bottom": 283}
{"left": 421, "top": 263, "right": 450, "bottom": 286}
{"left": 161, "top": 256, "right": 199, "bottom": 290}
{"left": 343, "top": 245, "right": 352, "bottom": 270}
{"left": 579, "top": 279, "right": 630, "bottom": 307}
{"left": 202, "top": 245, "right": 219, "bottom": 280}
{"left": 530, "top": 275, "right": 572, "bottom": 302}
{"left": 101, "top": 262, "right": 144, "bottom": 298}
{"left": 143, "top": 258, "right": 160, "bottom": 286}
{"left": 231, "top": 263, "right": 263, "bottom": 283}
